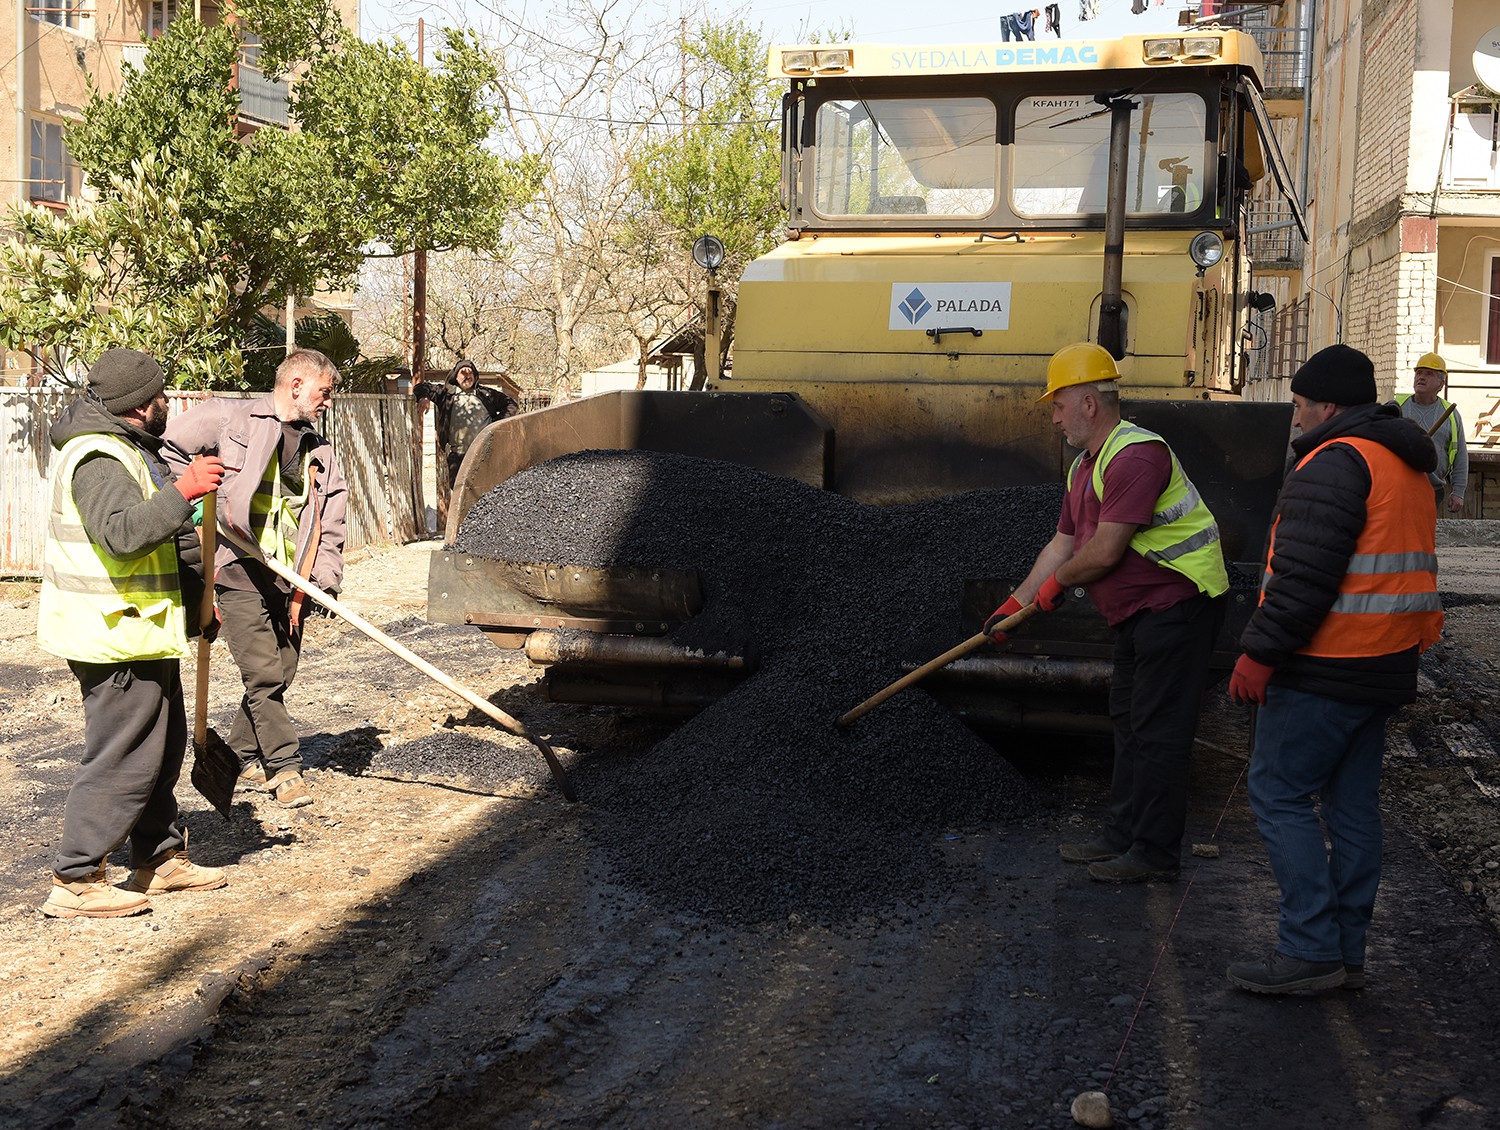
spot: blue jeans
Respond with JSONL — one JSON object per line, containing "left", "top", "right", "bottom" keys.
{"left": 1248, "top": 686, "right": 1389, "bottom": 964}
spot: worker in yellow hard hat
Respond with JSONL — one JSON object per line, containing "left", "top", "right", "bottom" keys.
{"left": 1395, "top": 352, "right": 1467, "bottom": 515}
{"left": 985, "top": 342, "right": 1229, "bottom": 884}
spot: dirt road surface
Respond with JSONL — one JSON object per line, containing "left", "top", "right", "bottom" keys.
{"left": 3, "top": 537, "right": 1500, "bottom": 1129}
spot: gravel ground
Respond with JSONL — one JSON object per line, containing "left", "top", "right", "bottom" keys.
{"left": 2, "top": 462, "right": 1500, "bottom": 1129}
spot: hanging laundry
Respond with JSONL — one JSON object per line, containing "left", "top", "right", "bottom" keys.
{"left": 1013, "top": 9, "right": 1038, "bottom": 40}
{"left": 1079, "top": 0, "right": 1098, "bottom": 22}
{"left": 1045, "top": 2, "right": 1062, "bottom": 36}
{"left": 1131, "top": 0, "right": 1148, "bottom": 15}
{"left": 1001, "top": 12, "right": 1019, "bottom": 40}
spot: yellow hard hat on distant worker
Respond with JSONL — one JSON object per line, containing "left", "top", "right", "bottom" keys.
{"left": 1038, "top": 342, "right": 1121, "bottom": 403}
{"left": 1415, "top": 352, "right": 1447, "bottom": 374}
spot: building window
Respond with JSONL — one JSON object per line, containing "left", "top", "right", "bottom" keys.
{"left": 29, "top": 120, "right": 74, "bottom": 204}
{"left": 32, "top": 0, "right": 81, "bottom": 28}
{"left": 147, "top": 0, "right": 177, "bottom": 36}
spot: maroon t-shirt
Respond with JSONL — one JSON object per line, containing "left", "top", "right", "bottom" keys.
{"left": 1058, "top": 440, "right": 1201, "bottom": 626}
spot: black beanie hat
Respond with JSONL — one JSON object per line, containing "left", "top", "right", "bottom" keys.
{"left": 1289, "top": 344, "right": 1376, "bottom": 407}
{"left": 87, "top": 348, "right": 165, "bottom": 413}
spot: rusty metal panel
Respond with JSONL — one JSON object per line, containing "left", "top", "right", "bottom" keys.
{"left": 427, "top": 549, "right": 701, "bottom": 630}
{"left": 2, "top": 388, "right": 421, "bottom": 577}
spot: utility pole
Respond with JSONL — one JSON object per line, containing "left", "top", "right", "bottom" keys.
{"left": 411, "top": 18, "right": 428, "bottom": 384}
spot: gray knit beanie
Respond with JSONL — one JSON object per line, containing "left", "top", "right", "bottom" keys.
{"left": 87, "top": 348, "right": 165, "bottom": 413}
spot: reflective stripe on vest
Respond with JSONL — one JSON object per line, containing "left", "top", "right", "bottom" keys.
{"left": 1066, "top": 420, "right": 1230, "bottom": 597}
{"left": 249, "top": 448, "right": 312, "bottom": 568}
{"left": 1261, "top": 435, "right": 1443, "bottom": 658}
{"left": 1395, "top": 393, "right": 1458, "bottom": 474}
{"left": 35, "top": 433, "right": 188, "bottom": 663}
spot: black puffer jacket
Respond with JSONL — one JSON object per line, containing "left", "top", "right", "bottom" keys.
{"left": 1239, "top": 402, "right": 1438, "bottom": 706}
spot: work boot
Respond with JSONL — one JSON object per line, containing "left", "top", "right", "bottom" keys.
{"left": 41, "top": 866, "right": 151, "bottom": 919}
{"left": 267, "top": 769, "right": 313, "bottom": 809}
{"left": 125, "top": 849, "right": 227, "bottom": 895}
{"left": 1086, "top": 847, "right": 1179, "bottom": 884}
{"left": 237, "top": 762, "right": 268, "bottom": 791}
{"left": 1226, "top": 951, "right": 1346, "bottom": 994}
{"left": 1342, "top": 964, "right": 1366, "bottom": 991}
{"left": 1059, "top": 836, "right": 1129, "bottom": 864}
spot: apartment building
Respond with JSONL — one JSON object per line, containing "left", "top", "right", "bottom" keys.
{"left": 1232, "top": 0, "right": 1500, "bottom": 509}
{"left": 0, "top": 0, "right": 358, "bottom": 380}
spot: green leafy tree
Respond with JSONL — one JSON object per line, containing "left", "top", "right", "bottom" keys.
{"left": 0, "top": 153, "right": 240, "bottom": 388}
{"left": 242, "top": 310, "right": 401, "bottom": 391}
{"left": 48, "top": 0, "right": 537, "bottom": 385}
{"left": 629, "top": 20, "right": 784, "bottom": 384}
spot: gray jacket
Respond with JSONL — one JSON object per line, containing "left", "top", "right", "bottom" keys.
{"left": 163, "top": 394, "right": 348, "bottom": 593}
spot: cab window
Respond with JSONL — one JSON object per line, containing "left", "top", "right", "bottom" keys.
{"left": 812, "top": 97, "right": 997, "bottom": 219}
{"left": 1011, "top": 92, "right": 1209, "bottom": 217}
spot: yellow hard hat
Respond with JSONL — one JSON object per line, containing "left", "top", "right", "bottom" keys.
{"left": 1415, "top": 352, "right": 1447, "bottom": 374}
{"left": 1038, "top": 342, "right": 1121, "bottom": 403}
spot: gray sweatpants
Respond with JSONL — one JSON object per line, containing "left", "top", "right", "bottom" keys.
{"left": 55, "top": 658, "right": 186, "bottom": 880}
{"left": 218, "top": 586, "right": 304, "bottom": 778}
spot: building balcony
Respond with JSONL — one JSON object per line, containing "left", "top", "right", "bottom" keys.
{"left": 1247, "top": 25, "right": 1308, "bottom": 117}
{"left": 235, "top": 64, "right": 288, "bottom": 127}
{"left": 1443, "top": 95, "right": 1500, "bottom": 193}
{"left": 1246, "top": 200, "right": 1304, "bottom": 269}
{"left": 107, "top": 42, "right": 287, "bottom": 129}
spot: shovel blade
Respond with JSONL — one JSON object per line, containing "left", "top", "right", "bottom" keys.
{"left": 190, "top": 728, "right": 240, "bottom": 819}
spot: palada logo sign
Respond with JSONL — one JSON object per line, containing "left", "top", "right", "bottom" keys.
{"left": 889, "top": 283, "right": 1012, "bottom": 332}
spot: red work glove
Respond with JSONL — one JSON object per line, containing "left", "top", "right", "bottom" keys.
{"left": 1035, "top": 574, "right": 1067, "bottom": 612}
{"left": 983, "top": 595, "right": 1025, "bottom": 643}
{"left": 1229, "top": 654, "right": 1275, "bottom": 706}
{"left": 174, "top": 456, "right": 225, "bottom": 503}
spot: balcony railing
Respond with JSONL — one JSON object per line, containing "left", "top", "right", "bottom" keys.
{"left": 236, "top": 65, "right": 288, "bottom": 126}
{"left": 1246, "top": 200, "right": 1305, "bottom": 266}
{"left": 1443, "top": 96, "right": 1500, "bottom": 191}
{"left": 1247, "top": 26, "right": 1309, "bottom": 91}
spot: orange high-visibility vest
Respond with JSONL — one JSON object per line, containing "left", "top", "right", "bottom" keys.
{"left": 1262, "top": 435, "right": 1442, "bottom": 658}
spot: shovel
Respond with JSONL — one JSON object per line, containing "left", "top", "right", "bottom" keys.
{"left": 187, "top": 491, "right": 241, "bottom": 818}
{"left": 213, "top": 522, "right": 579, "bottom": 803}
{"left": 837, "top": 602, "right": 1041, "bottom": 727}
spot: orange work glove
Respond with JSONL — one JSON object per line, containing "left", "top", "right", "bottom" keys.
{"left": 174, "top": 455, "right": 225, "bottom": 503}
{"left": 1229, "top": 654, "right": 1275, "bottom": 706}
{"left": 983, "top": 595, "right": 1025, "bottom": 643}
{"left": 1034, "top": 574, "right": 1067, "bottom": 612}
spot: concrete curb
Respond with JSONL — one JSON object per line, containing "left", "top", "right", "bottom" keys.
{"left": 1437, "top": 520, "right": 1500, "bottom": 548}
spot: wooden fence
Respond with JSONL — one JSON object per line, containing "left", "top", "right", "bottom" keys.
{"left": 1, "top": 388, "right": 424, "bottom": 577}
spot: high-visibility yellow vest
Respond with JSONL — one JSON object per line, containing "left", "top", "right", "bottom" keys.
{"left": 36, "top": 433, "right": 188, "bottom": 663}
{"left": 1395, "top": 393, "right": 1459, "bottom": 474}
{"left": 248, "top": 448, "right": 312, "bottom": 569}
{"left": 1067, "top": 420, "right": 1230, "bottom": 597}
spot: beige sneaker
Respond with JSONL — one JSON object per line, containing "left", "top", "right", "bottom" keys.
{"left": 125, "top": 849, "right": 228, "bottom": 895}
{"left": 237, "top": 762, "right": 268, "bottom": 791}
{"left": 41, "top": 866, "right": 151, "bottom": 919}
{"left": 266, "top": 769, "right": 313, "bottom": 809}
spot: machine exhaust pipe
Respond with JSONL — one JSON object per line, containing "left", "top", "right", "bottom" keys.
{"left": 1097, "top": 91, "right": 1137, "bottom": 360}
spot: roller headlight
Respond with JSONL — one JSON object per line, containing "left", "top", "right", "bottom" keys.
{"left": 1189, "top": 231, "right": 1224, "bottom": 270}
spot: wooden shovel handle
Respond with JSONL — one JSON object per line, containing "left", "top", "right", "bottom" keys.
{"left": 837, "top": 603, "right": 1041, "bottom": 727}
{"left": 194, "top": 491, "right": 218, "bottom": 747}
{"left": 213, "top": 522, "right": 578, "bottom": 802}
{"left": 1426, "top": 401, "right": 1458, "bottom": 438}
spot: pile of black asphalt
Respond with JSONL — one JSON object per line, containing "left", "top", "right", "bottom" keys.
{"left": 452, "top": 450, "right": 1067, "bottom": 927}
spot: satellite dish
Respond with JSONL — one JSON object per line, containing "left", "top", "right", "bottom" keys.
{"left": 1475, "top": 25, "right": 1500, "bottom": 93}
